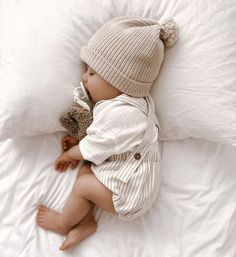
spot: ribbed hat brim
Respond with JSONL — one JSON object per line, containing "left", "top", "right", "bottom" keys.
{"left": 80, "top": 46, "right": 152, "bottom": 97}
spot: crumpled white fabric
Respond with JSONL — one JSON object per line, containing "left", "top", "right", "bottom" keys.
{"left": 1, "top": 134, "right": 236, "bottom": 257}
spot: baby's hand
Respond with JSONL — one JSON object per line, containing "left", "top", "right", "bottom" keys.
{"left": 61, "top": 135, "right": 79, "bottom": 152}
{"left": 55, "top": 151, "right": 79, "bottom": 172}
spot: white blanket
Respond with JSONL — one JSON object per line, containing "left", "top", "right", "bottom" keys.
{"left": 1, "top": 134, "right": 235, "bottom": 257}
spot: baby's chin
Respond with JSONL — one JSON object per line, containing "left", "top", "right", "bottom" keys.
{"left": 92, "top": 96, "right": 105, "bottom": 103}
{"left": 90, "top": 96, "right": 97, "bottom": 104}
{"left": 93, "top": 94, "right": 119, "bottom": 104}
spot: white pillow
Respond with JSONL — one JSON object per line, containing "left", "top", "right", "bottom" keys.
{"left": 0, "top": 0, "right": 236, "bottom": 145}
{"left": 151, "top": 0, "right": 236, "bottom": 145}
{"left": 0, "top": 0, "right": 119, "bottom": 140}
{"left": 0, "top": 0, "right": 82, "bottom": 139}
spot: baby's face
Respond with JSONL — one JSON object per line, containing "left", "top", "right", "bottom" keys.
{"left": 82, "top": 66, "right": 121, "bottom": 104}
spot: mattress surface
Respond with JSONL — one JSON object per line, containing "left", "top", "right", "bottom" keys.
{"left": 0, "top": 133, "right": 235, "bottom": 257}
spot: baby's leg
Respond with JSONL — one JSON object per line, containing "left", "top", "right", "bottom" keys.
{"left": 37, "top": 163, "right": 92, "bottom": 235}
{"left": 37, "top": 164, "right": 115, "bottom": 235}
{"left": 59, "top": 204, "right": 96, "bottom": 251}
{"left": 59, "top": 163, "right": 97, "bottom": 251}
{"left": 59, "top": 172, "right": 115, "bottom": 229}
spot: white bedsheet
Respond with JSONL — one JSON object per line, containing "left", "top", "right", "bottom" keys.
{"left": 0, "top": 133, "right": 235, "bottom": 257}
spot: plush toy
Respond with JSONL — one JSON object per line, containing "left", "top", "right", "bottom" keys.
{"left": 59, "top": 82, "right": 93, "bottom": 141}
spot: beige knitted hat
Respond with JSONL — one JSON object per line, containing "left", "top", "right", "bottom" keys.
{"left": 80, "top": 16, "right": 178, "bottom": 97}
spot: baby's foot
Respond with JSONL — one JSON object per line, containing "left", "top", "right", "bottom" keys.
{"left": 59, "top": 219, "right": 97, "bottom": 251}
{"left": 36, "top": 205, "right": 69, "bottom": 235}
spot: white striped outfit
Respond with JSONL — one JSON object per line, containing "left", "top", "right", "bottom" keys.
{"left": 79, "top": 94, "right": 160, "bottom": 221}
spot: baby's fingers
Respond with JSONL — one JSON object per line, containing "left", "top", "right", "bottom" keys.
{"left": 71, "top": 160, "right": 79, "bottom": 170}
{"left": 55, "top": 160, "right": 60, "bottom": 171}
{"left": 62, "top": 162, "right": 70, "bottom": 172}
{"left": 61, "top": 141, "right": 68, "bottom": 152}
{"left": 55, "top": 159, "right": 65, "bottom": 172}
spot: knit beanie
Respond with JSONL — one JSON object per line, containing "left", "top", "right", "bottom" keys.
{"left": 80, "top": 16, "right": 178, "bottom": 97}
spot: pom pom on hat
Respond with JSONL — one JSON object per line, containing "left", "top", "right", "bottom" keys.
{"left": 160, "top": 18, "right": 179, "bottom": 48}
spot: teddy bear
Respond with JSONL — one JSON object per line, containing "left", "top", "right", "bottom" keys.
{"left": 59, "top": 82, "right": 93, "bottom": 141}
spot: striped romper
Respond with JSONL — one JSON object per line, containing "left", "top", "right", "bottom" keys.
{"left": 79, "top": 94, "right": 161, "bottom": 221}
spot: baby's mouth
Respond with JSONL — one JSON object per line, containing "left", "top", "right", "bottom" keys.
{"left": 86, "top": 88, "right": 91, "bottom": 98}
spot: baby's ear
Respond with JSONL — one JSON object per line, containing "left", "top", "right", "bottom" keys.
{"left": 59, "top": 105, "right": 93, "bottom": 141}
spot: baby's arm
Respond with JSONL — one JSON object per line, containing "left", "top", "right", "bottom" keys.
{"left": 66, "top": 144, "right": 84, "bottom": 160}
{"left": 55, "top": 144, "right": 84, "bottom": 172}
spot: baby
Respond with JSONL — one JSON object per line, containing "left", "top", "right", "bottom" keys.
{"left": 36, "top": 16, "right": 178, "bottom": 250}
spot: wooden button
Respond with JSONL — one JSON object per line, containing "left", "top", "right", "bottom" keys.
{"left": 134, "top": 153, "right": 141, "bottom": 160}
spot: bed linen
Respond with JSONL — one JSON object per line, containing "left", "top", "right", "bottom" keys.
{"left": 0, "top": 134, "right": 235, "bottom": 257}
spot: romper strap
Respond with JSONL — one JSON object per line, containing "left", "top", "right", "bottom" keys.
{"left": 113, "top": 94, "right": 159, "bottom": 183}
{"left": 116, "top": 94, "right": 160, "bottom": 129}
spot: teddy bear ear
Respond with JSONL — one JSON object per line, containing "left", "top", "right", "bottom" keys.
{"left": 59, "top": 109, "right": 80, "bottom": 135}
{"left": 59, "top": 105, "right": 93, "bottom": 141}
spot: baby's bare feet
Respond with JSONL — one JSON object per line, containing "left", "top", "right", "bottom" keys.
{"left": 59, "top": 218, "right": 97, "bottom": 251}
{"left": 36, "top": 205, "right": 69, "bottom": 235}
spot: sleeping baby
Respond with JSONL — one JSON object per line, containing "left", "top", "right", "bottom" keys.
{"left": 36, "top": 16, "right": 178, "bottom": 250}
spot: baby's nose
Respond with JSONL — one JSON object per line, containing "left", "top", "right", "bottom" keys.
{"left": 82, "top": 72, "right": 87, "bottom": 83}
